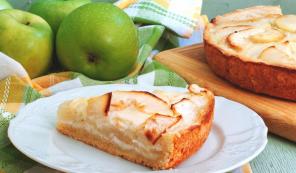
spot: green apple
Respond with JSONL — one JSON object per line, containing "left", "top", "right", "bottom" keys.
{"left": 0, "top": 9, "right": 53, "bottom": 78}
{"left": 56, "top": 3, "right": 139, "bottom": 80}
{"left": 0, "top": 0, "right": 12, "bottom": 10}
{"left": 28, "top": 0, "right": 91, "bottom": 34}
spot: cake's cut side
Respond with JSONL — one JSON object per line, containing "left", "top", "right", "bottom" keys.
{"left": 56, "top": 84, "right": 214, "bottom": 170}
{"left": 57, "top": 122, "right": 174, "bottom": 169}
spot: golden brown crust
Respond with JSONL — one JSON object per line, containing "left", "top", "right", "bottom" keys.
{"left": 204, "top": 41, "right": 296, "bottom": 100}
{"left": 144, "top": 114, "right": 182, "bottom": 145}
{"left": 165, "top": 94, "right": 215, "bottom": 169}
{"left": 56, "top": 90, "right": 215, "bottom": 170}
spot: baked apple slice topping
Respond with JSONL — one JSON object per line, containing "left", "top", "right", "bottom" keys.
{"left": 105, "top": 91, "right": 175, "bottom": 127}
{"left": 227, "top": 28, "right": 264, "bottom": 50}
{"left": 144, "top": 114, "right": 182, "bottom": 144}
{"left": 188, "top": 84, "right": 206, "bottom": 94}
{"left": 87, "top": 93, "right": 111, "bottom": 116}
{"left": 109, "top": 91, "right": 173, "bottom": 116}
{"left": 152, "top": 90, "right": 188, "bottom": 105}
{"left": 275, "top": 15, "right": 296, "bottom": 33}
{"left": 249, "top": 28, "right": 285, "bottom": 43}
{"left": 101, "top": 86, "right": 207, "bottom": 143}
{"left": 171, "top": 98, "right": 200, "bottom": 124}
{"left": 217, "top": 25, "right": 253, "bottom": 37}
{"left": 214, "top": 25, "right": 253, "bottom": 44}
{"left": 258, "top": 46, "right": 294, "bottom": 64}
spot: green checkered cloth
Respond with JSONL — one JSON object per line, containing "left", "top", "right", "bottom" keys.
{"left": 117, "top": 0, "right": 203, "bottom": 38}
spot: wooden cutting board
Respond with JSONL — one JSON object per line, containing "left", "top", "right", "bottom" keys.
{"left": 155, "top": 44, "right": 296, "bottom": 142}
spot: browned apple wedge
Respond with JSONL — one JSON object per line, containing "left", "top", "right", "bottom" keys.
{"left": 152, "top": 84, "right": 207, "bottom": 106}
{"left": 109, "top": 91, "right": 173, "bottom": 116}
{"left": 171, "top": 98, "right": 201, "bottom": 124}
{"left": 212, "top": 25, "right": 253, "bottom": 45}
{"left": 275, "top": 15, "right": 296, "bottom": 32}
{"left": 153, "top": 90, "right": 189, "bottom": 105}
{"left": 216, "top": 25, "right": 253, "bottom": 39}
{"left": 258, "top": 46, "right": 294, "bottom": 64}
{"left": 144, "top": 114, "right": 182, "bottom": 144}
{"left": 87, "top": 93, "right": 111, "bottom": 116}
{"left": 188, "top": 84, "right": 206, "bottom": 94}
{"left": 227, "top": 28, "right": 264, "bottom": 50}
{"left": 250, "top": 28, "right": 285, "bottom": 43}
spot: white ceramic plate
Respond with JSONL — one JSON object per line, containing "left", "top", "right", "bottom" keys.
{"left": 8, "top": 84, "right": 268, "bottom": 173}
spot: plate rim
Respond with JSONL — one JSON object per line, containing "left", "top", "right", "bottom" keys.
{"left": 8, "top": 84, "right": 268, "bottom": 173}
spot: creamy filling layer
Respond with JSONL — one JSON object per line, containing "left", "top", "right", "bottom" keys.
{"left": 59, "top": 119, "right": 166, "bottom": 160}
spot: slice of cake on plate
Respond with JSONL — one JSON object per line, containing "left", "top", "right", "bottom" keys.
{"left": 56, "top": 84, "right": 215, "bottom": 170}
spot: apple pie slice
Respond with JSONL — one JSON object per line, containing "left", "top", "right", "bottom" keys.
{"left": 56, "top": 84, "right": 215, "bottom": 170}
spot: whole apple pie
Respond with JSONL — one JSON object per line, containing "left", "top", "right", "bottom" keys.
{"left": 56, "top": 84, "right": 214, "bottom": 170}
{"left": 204, "top": 6, "right": 296, "bottom": 100}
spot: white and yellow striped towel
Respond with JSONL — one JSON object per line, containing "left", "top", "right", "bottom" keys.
{"left": 116, "top": 0, "right": 207, "bottom": 38}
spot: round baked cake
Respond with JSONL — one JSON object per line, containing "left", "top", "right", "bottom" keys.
{"left": 204, "top": 6, "right": 296, "bottom": 101}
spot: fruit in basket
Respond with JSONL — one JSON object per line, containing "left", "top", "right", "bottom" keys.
{"left": 0, "top": 9, "right": 53, "bottom": 78}
{"left": 56, "top": 3, "right": 138, "bottom": 81}
{"left": 0, "top": 0, "right": 12, "bottom": 10}
{"left": 28, "top": 0, "right": 91, "bottom": 34}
